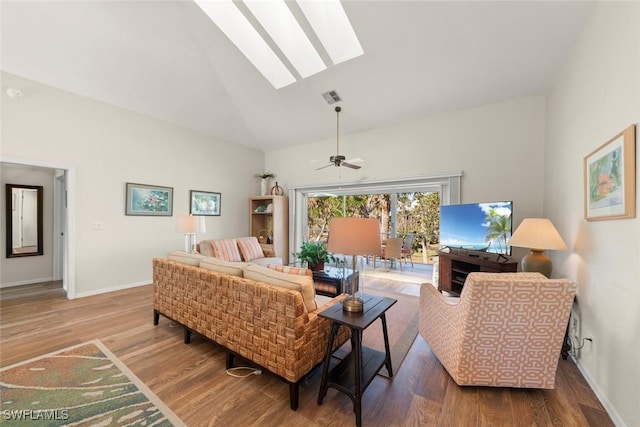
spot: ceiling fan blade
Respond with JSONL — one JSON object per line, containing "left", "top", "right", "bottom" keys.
{"left": 315, "top": 163, "right": 333, "bottom": 170}
{"left": 344, "top": 158, "right": 365, "bottom": 163}
{"left": 342, "top": 162, "right": 362, "bottom": 170}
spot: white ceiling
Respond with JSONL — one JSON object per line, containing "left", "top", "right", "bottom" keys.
{"left": 1, "top": 1, "right": 594, "bottom": 152}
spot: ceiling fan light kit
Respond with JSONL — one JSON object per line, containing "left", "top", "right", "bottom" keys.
{"left": 316, "top": 106, "right": 363, "bottom": 171}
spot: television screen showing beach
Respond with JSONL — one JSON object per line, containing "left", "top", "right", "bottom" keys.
{"left": 440, "top": 201, "right": 513, "bottom": 255}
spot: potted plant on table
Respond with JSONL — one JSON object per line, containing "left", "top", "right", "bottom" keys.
{"left": 294, "top": 241, "right": 331, "bottom": 271}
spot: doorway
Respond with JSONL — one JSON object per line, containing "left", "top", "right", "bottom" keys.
{"left": 0, "top": 158, "right": 76, "bottom": 299}
{"left": 289, "top": 173, "right": 461, "bottom": 267}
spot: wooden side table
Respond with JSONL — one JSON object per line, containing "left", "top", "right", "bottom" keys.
{"left": 317, "top": 294, "right": 397, "bottom": 427}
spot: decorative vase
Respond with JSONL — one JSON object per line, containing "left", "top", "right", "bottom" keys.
{"left": 260, "top": 178, "right": 268, "bottom": 196}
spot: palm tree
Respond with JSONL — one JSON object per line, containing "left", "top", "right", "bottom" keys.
{"left": 484, "top": 209, "right": 511, "bottom": 253}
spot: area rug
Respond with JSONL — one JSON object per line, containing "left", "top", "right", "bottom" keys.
{"left": 0, "top": 339, "right": 184, "bottom": 426}
{"left": 335, "top": 283, "right": 421, "bottom": 379}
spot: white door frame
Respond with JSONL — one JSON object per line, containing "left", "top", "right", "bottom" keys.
{"left": 53, "top": 172, "right": 66, "bottom": 282}
{"left": 1, "top": 157, "right": 76, "bottom": 299}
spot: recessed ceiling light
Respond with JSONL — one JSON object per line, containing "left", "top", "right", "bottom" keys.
{"left": 297, "top": 0, "right": 364, "bottom": 65}
{"left": 243, "top": 0, "right": 326, "bottom": 79}
{"left": 194, "top": 0, "right": 296, "bottom": 89}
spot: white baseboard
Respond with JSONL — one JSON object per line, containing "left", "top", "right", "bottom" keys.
{"left": 570, "top": 355, "right": 626, "bottom": 427}
{"left": 0, "top": 277, "right": 55, "bottom": 288}
{"left": 74, "top": 280, "right": 151, "bottom": 299}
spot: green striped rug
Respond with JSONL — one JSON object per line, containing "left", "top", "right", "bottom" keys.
{"left": 0, "top": 339, "right": 183, "bottom": 426}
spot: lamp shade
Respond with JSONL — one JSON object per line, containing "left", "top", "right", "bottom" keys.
{"left": 327, "top": 217, "right": 381, "bottom": 256}
{"left": 176, "top": 215, "right": 206, "bottom": 234}
{"left": 508, "top": 218, "right": 567, "bottom": 251}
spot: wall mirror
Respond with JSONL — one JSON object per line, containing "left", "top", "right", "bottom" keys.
{"left": 5, "top": 184, "right": 43, "bottom": 258}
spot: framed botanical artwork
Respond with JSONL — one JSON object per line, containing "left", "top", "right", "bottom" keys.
{"left": 190, "top": 190, "right": 221, "bottom": 216}
{"left": 584, "top": 124, "right": 636, "bottom": 221}
{"left": 125, "top": 183, "right": 173, "bottom": 216}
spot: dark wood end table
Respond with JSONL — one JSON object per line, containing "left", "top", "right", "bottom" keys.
{"left": 312, "top": 266, "right": 358, "bottom": 297}
{"left": 317, "top": 293, "right": 396, "bottom": 427}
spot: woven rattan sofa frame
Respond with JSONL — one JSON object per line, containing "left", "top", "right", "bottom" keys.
{"left": 152, "top": 258, "right": 350, "bottom": 410}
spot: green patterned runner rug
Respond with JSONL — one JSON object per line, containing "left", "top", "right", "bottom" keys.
{"left": 0, "top": 339, "right": 183, "bottom": 426}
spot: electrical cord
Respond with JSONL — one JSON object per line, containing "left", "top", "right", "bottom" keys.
{"left": 226, "top": 367, "right": 262, "bottom": 378}
{"left": 571, "top": 336, "right": 593, "bottom": 351}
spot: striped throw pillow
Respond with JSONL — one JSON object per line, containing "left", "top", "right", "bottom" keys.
{"left": 237, "top": 237, "right": 265, "bottom": 262}
{"left": 211, "top": 239, "right": 242, "bottom": 262}
{"left": 266, "top": 264, "right": 312, "bottom": 277}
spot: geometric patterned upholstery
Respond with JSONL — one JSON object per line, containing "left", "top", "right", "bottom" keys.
{"left": 419, "top": 272, "right": 577, "bottom": 389}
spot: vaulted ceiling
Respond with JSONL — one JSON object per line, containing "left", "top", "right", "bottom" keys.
{"left": 1, "top": 1, "right": 594, "bottom": 151}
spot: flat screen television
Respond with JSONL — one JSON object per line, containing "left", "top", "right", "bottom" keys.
{"left": 439, "top": 201, "right": 513, "bottom": 255}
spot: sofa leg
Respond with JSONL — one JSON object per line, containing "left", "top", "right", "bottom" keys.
{"left": 153, "top": 310, "right": 159, "bottom": 326}
{"left": 289, "top": 382, "right": 299, "bottom": 411}
{"left": 184, "top": 328, "right": 192, "bottom": 344}
{"left": 226, "top": 352, "right": 235, "bottom": 369}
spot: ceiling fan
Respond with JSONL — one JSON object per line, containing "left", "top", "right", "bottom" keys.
{"left": 316, "top": 106, "right": 363, "bottom": 170}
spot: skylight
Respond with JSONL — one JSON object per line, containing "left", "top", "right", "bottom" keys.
{"left": 297, "top": 0, "right": 364, "bottom": 65}
{"left": 244, "top": 0, "right": 326, "bottom": 79}
{"left": 194, "top": 0, "right": 363, "bottom": 89}
{"left": 193, "top": 0, "right": 296, "bottom": 89}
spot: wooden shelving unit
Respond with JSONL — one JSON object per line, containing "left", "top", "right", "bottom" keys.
{"left": 438, "top": 249, "right": 518, "bottom": 295}
{"left": 249, "top": 195, "right": 289, "bottom": 264}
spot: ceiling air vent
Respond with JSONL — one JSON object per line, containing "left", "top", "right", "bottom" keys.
{"left": 322, "top": 90, "right": 342, "bottom": 104}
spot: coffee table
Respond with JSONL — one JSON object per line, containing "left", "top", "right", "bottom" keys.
{"left": 312, "top": 266, "right": 358, "bottom": 297}
{"left": 317, "top": 294, "right": 397, "bottom": 427}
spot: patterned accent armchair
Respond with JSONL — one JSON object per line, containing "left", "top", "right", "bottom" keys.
{"left": 419, "top": 272, "right": 577, "bottom": 389}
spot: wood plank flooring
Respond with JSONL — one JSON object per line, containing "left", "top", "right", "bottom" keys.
{"left": 0, "top": 282, "right": 613, "bottom": 426}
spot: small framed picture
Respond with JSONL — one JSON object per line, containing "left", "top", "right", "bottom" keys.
{"left": 584, "top": 124, "right": 636, "bottom": 221}
{"left": 190, "top": 190, "right": 221, "bottom": 216}
{"left": 125, "top": 183, "right": 173, "bottom": 216}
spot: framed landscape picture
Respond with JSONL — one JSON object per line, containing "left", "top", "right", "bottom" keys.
{"left": 125, "top": 183, "right": 173, "bottom": 216}
{"left": 584, "top": 124, "right": 636, "bottom": 221}
{"left": 190, "top": 190, "right": 221, "bottom": 216}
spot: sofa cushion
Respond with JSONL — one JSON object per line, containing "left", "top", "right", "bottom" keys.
{"left": 168, "top": 251, "right": 207, "bottom": 266}
{"left": 237, "top": 237, "right": 265, "bottom": 262}
{"left": 211, "top": 239, "right": 243, "bottom": 262}
{"left": 243, "top": 264, "right": 317, "bottom": 312}
{"left": 266, "top": 264, "right": 312, "bottom": 277}
{"left": 198, "top": 240, "right": 215, "bottom": 257}
{"left": 199, "top": 257, "right": 248, "bottom": 277}
{"left": 252, "top": 257, "right": 283, "bottom": 267}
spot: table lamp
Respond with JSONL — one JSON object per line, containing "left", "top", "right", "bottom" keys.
{"left": 508, "top": 218, "right": 567, "bottom": 278}
{"left": 327, "top": 217, "right": 381, "bottom": 312}
{"left": 176, "top": 215, "right": 206, "bottom": 253}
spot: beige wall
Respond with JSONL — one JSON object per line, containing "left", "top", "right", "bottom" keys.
{"left": 545, "top": 2, "right": 639, "bottom": 426}
{"left": 0, "top": 164, "right": 55, "bottom": 285}
{"left": 1, "top": 71, "right": 264, "bottom": 296}
{"left": 266, "top": 95, "right": 547, "bottom": 253}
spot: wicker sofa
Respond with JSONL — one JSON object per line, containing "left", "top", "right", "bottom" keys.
{"left": 152, "top": 257, "right": 350, "bottom": 410}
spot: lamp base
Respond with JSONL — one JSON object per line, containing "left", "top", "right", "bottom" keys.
{"left": 342, "top": 297, "right": 364, "bottom": 312}
{"left": 521, "top": 249, "right": 552, "bottom": 278}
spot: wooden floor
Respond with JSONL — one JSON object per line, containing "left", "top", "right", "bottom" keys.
{"left": 0, "top": 282, "right": 614, "bottom": 427}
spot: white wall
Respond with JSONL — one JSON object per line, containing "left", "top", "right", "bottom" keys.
{"left": 1, "top": 71, "right": 264, "bottom": 296}
{"left": 266, "top": 96, "right": 547, "bottom": 260}
{"left": 0, "top": 164, "right": 55, "bottom": 285}
{"left": 545, "top": 3, "right": 639, "bottom": 427}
